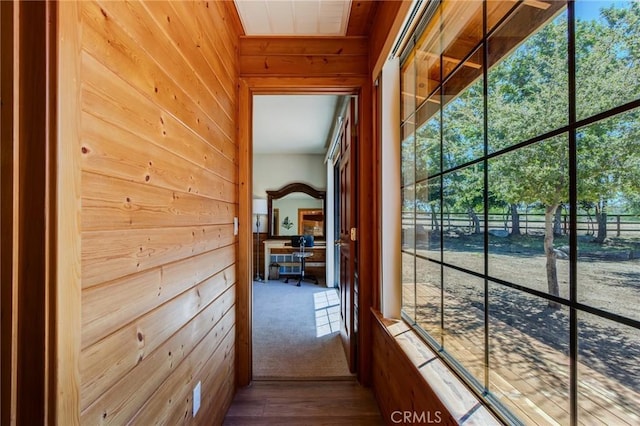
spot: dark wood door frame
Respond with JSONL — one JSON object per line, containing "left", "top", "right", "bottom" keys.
{"left": 1, "top": 1, "right": 62, "bottom": 423}
{"left": 338, "top": 98, "right": 357, "bottom": 372}
{"left": 237, "top": 77, "right": 375, "bottom": 387}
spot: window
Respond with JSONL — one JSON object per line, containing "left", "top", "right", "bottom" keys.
{"left": 400, "top": 1, "right": 640, "bottom": 424}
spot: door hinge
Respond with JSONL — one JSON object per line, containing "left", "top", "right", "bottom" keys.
{"left": 350, "top": 227, "right": 357, "bottom": 241}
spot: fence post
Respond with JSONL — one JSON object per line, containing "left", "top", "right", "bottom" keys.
{"left": 617, "top": 215, "right": 621, "bottom": 237}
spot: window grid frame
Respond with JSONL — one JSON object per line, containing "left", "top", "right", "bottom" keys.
{"left": 399, "top": 1, "right": 640, "bottom": 424}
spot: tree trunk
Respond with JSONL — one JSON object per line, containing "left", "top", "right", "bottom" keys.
{"left": 595, "top": 200, "right": 607, "bottom": 243}
{"left": 545, "top": 204, "right": 561, "bottom": 309}
{"left": 553, "top": 205, "right": 563, "bottom": 237}
{"left": 510, "top": 203, "right": 521, "bottom": 236}
{"left": 468, "top": 208, "right": 480, "bottom": 234}
{"left": 431, "top": 205, "right": 440, "bottom": 232}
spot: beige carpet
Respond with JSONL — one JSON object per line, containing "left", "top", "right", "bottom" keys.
{"left": 252, "top": 280, "right": 353, "bottom": 379}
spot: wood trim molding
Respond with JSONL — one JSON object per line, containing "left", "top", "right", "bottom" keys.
{"left": 237, "top": 78, "right": 253, "bottom": 386}
{"left": 369, "top": 0, "right": 413, "bottom": 81}
{"left": 0, "top": 1, "right": 61, "bottom": 423}
{"left": 356, "top": 80, "right": 374, "bottom": 385}
{"left": 56, "top": 1, "right": 82, "bottom": 423}
{"left": 237, "top": 76, "right": 375, "bottom": 386}
{"left": 239, "top": 36, "right": 368, "bottom": 56}
{"left": 0, "top": 1, "right": 16, "bottom": 423}
{"left": 239, "top": 37, "right": 369, "bottom": 78}
{"left": 266, "top": 182, "right": 325, "bottom": 200}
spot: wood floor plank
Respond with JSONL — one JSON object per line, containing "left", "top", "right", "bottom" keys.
{"left": 224, "top": 381, "right": 384, "bottom": 425}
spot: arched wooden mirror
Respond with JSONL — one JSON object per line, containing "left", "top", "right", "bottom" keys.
{"left": 266, "top": 183, "right": 326, "bottom": 240}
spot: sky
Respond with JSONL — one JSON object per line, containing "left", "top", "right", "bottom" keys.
{"left": 575, "top": 0, "right": 636, "bottom": 21}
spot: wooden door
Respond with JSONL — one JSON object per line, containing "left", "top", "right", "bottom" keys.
{"left": 338, "top": 98, "right": 357, "bottom": 372}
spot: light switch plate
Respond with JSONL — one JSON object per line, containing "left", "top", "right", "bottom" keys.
{"left": 193, "top": 381, "right": 201, "bottom": 417}
{"left": 233, "top": 217, "right": 239, "bottom": 235}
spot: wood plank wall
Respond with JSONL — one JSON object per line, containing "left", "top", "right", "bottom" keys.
{"left": 71, "top": 1, "right": 241, "bottom": 423}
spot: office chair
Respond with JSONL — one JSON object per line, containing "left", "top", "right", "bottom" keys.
{"left": 285, "top": 235, "right": 318, "bottom": 286}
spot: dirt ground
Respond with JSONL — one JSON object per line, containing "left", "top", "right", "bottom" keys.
{"left": 403, "top": 234, "right": 640, "bottom": 394}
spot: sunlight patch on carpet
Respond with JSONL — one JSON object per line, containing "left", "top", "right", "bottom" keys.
{"left": 314, "top": 290, "right": 341, "bottom": 337}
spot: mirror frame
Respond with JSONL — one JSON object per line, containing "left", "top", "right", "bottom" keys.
{"left": 266, "top": 182, "right": 326, "bottom": 240}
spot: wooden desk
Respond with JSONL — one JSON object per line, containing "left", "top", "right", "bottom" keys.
{"left": 263, "top": 239, "right": 326, "bottom": 282}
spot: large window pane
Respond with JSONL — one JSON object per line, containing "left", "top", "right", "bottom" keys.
{"left": 415, "top": 8, "right": 441, "bottom": 107}
{"left": 401, "top": 52, "right": 416, "bottom": 121}
{"left": 400, "top": 1, "right": 639, "bottom": 424}
{"left": 488, "top": 7, "right": 568, "bottom": 152}
{"left": 488, "top": 135, "right": 570, "bottom": 299}
{"left": 578, "top": 311, "right": 640, "bottom": 424}
{"left": 486, "top": 0, "right": 517, "bottom": 33}
{"left": 402, "top": 121, "right": 415, "bottom": 185}
{"left": 577, "top": 108, "right": 640, "bottom": 321}
{"left": 415, "top": 91, "right": 441, "bottom": 179}
{"left": 489, "top": 283, "right": 570, "bottom": 424}
{"left": 416, "top": 177, "right": 441, "bottom": 259}
{"left": 442, "top": 49, "right": 484, "bottom": 170}
{"left": 402, "top": 184, "right": 416, "bottom": 253}
{"left": 443, "top": 267, "right": 484, "bottom": 382}
{"left": 576, "top": 0, "right": 640, "bottom": 121}
{"left": 442, "top": 164, "right": 484, "bottom": 275}
{"left": 416, "top": 258, "right": 442, "bottom": 343}
{"left": 402, "top": 252, "right": 416, "bottom": 322}
{"left": 441, "top": 0, "right": 483, "bottom": 80}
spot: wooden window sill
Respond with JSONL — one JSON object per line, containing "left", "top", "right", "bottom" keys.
{"left": 374, "top": 312, "right": 502, "bottom": 425}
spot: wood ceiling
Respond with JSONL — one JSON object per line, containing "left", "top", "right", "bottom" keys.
{"left": 233, "top": 0, "right": 379, "bottom": 37}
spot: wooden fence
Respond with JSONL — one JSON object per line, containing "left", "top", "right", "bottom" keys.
{"left": 401, "top": 212, "right": 640, "bottom": 237}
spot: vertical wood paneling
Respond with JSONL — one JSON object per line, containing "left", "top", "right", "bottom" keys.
{"left": 57, "top": 1, "right": 83, "bottom": 423}
{"left": 72, "top": 0, "right": 241, "bottom": 423}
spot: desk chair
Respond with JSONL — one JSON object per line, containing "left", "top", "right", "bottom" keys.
{"left": 285, "top": 235, "right": 318, "bottom": 286}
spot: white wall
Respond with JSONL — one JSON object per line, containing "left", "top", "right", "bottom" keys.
{"left": 253, "top": 154, "right": 326, "bottom": 198}
{"left": 325, "top": 158, "right": 336, "bottom": 288}
{"left": 381, "top": 58, "right": 402, "bottom": 319}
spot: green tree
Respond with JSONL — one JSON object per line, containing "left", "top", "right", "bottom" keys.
{"left": 492, "top": 137, "right": 569, "bottom": 308}
{"left": 487, "top": 4, "right": 640, "bottom": 305}
{"left": 577, "top": 109, "right": 640, "bottom": 243}
{"left": 487, "top": 14, "right": 568, "bottom": 306}
{"left": 442, "top": 80, "right": 485, "bottom": 233}
{"left": 575, "top": 3, "right": 640, "bottom": 242}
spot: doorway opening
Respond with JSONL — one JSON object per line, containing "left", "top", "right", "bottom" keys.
{"left": 251, "top": 93, "right": 354, "bottom": 380}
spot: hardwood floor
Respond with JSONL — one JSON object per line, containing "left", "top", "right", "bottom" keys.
{"left": 223, "top": 380, "right": 385, "bottom": 425}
